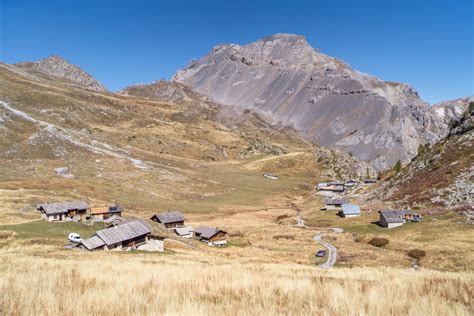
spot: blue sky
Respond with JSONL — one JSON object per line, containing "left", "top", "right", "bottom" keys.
{"left": 0, "top": 0, "right": 472, "bottom": 104}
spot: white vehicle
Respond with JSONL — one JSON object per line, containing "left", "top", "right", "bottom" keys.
{"left": 68, "top": 233, "right": 83, "bottom": 244}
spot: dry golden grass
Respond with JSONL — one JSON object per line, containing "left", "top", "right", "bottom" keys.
{"left": 0, "top": 245, "right": 472, "bottom": 315}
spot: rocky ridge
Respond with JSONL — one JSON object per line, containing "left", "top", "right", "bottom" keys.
{"left": 173, "top": 33, "right": 448, "bottom": 171}
{"left": 15, "top": 55, "right": 107, "bottom": 91}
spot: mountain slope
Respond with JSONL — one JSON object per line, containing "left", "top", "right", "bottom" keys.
{"left": 367, "top": 111, "right": 473, "bottom": 210}
{"left": 173, "top": 33, "right": 447, "bottom": 171}
{"left": 14, "top": 55, "right": 107, "bottom": 91}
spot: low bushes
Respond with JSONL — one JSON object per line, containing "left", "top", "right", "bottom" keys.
{"left": 408, "top": 249, "right": 426, "bottom": 260}
{"left": 368, "top": 237, "right": 389, "bottom": 248}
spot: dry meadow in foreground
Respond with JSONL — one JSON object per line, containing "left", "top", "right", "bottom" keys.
{"left": 1, "top": 244, "right": 473, "bottom": 316}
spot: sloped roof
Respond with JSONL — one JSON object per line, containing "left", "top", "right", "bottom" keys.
{"left": 380, "top": 210, "right": 404, "bottom": 223}
{"left": 104, "top": 215, "right": 127, "bottom": 226}
{"left": 194, "top": 226, "right": 226, "bottom": 239}
{"left": 324, "top": 197, "right": 346, "bottom": 205}
{"left": 341, "top": 203, "right": 361, "bottom": 215}
{"left": 151, "top": 211, "right": 185, "bottom": 224}
{"left": 37, "top": 201, "right": 88, "bottom": 215}
{"left": 81, "top": 235, "right": 105, "bottom": 250}
{"left": 95, "top": 220, "right": 151, "bottom": 246}
{"left": 174, "top": 226, "right": 194, "bottom": 236}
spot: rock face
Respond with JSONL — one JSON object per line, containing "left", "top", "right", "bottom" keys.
{"left": 432, "top": 96, "right": 473, "bottom": 125}
{"left": 15, "top": 55, "right": 107, "bottom": 91}
{"left": 173, "top": 33, "right": 447, "bottom": 171}
{"left": 119, "top": 80, "right": 205, "bottom": 104}
{"left": 367, "top": 112, "right": 474, "bottom": 210}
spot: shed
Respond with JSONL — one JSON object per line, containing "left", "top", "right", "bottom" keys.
{"left": 345, "top": 180, "right": 357, "bottom": 187}
{"left": 364, "top": 179, "right": 377, "bottom": 184}
{"left": 263, "top": 173, "right": 279, "bottom": 180}
{"left": 80, "top": 235, "right": 105, "bottom": 251}
{"left": 36, "top": 201, "right": 89, "bottom": 222}
{"left": 324, "top": 197, "right": 346, "bottom": 207}
{"left": 95, "top": 220, "right": 151, "bottom": 249}
{"left": 339, "top": 203, "right": 361, "bottom": 218}
{"left": 150, "top": 211, "right": 185, "bottom": 228}
{"left": 379, "top": 210, "right": 404, "bottom": 228}
{"left": 194, "top": 226, "right": 227, "bottom": 246}
{"left": 173, "top": 226, "right": 194, "bottom": 238}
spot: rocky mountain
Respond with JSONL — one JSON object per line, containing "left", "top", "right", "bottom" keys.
{"left": 173, "top": 33, "right": 448, "bottom": 171}
{"left": 366, "top": 111, "right": 473, "bottom": 210}
{"left": 14, "top": 55, "right": 107, "bottom": 91}
{"left": 432, "top": 96, "right": 473, "bottom": 125}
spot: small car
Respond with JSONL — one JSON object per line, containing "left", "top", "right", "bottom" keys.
{"left": 316, "top": 250, "right": 327, "bottom": 257}
{"left": 68, "top": 233, "right": 83, "bottom": 244}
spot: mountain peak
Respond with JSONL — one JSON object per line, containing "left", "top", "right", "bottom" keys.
{"left": 174, "top": 35, "right": 447, "bottom": 171}
{"left": 15, "top": 55, "right": 107, "bottom": 92}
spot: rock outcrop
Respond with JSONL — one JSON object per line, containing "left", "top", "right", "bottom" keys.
{"left": 432, "top": 96, "right": 473, "bottom": 125}
{"left": 173, "top": 33, "right": 447, "bottom": 171}
{"left": 15, "top": 55, "right": 107, "bottom": 91}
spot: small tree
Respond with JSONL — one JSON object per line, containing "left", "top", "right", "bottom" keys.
{"left": 393, "top": 160, "right": 402, "bottom": 173}
{"left": 417, "top": 143, "right": 426, "bottom": 157}
{"left": 468, "top": 101, "right": 474, "bottom": 114}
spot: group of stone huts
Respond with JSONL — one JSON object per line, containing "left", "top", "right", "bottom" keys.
{"left": 322, "top": 197, "right": 421, "bottom": 228}
{"left": 36, "top": 201, "right": 122, "bottom": 222}
{"left": 317, "top": 179, "right": 376, "bottom": 193}
{"left": 151, "top": 211, "right": 228, "bottom": 246}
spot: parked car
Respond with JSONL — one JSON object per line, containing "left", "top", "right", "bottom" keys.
{"left": 68, "top": 233, "right": 83, "bottom": 244}
{"left": 316, "top": 250, "right": 326, "bottom": 257}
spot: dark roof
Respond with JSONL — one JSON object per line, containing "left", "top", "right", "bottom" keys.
{"left": 95, "top": 220, "right": 151, "bottom": 246}
{"left": 324, "top": 197, "right": 346, "bottom": 205}
{"left": 36, "top": 201, "right": 88, "bottom": 215}
{"left": 341, "top": 204, "right": 361, "bottom": 215}
{"left": 194, "top": 226, "right": 226, "bottom": 239}
{"left": 379, "top": 210, "right": 404, "bottom": 223}
{"left": 81, "top": 236, "right": 105, "bottom": 250}
{"left": 151, "top": 211, "right": 185, "bottom": 224}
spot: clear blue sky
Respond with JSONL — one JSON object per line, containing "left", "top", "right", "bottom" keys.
{"left": 0, "top": 0, "right": 472, "bottom": 104}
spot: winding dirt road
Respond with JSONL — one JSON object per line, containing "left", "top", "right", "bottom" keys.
{"left": 314, "top": 228, "right": 343, "bottom": 269}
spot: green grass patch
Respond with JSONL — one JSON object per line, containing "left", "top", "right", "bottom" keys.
{"left": 0, "top": 220, "right": 104, "bottom": 240}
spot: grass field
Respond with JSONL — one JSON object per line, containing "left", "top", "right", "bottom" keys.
{"left": 0, "top": 246, "right": 472, "bottom": 315}
{"left": 0, "top": 220, "right": 104, "bottom": 240}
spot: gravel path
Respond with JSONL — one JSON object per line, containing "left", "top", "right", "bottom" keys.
{"left": 314, "top": 228, "right": 343, "bottom": 269}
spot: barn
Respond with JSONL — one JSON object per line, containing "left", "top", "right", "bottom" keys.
{"left": 324, "top": 197, "right": 346, "bottom": 210}
{"left": 80, "top": 220, "right": 152, "bottom": 251}
{"left": 379, "top": 210, "right": 411, "bottom": 228}
{"left": 150, "top": 211, "right": 185, "bottom": 228}
{"left": 339, "top": 203, "right": 361, "bottom": 218}
{"left": 194, "top": 226, "right": 227, "bottom": 246}
{"left": 36, "top": 201, "right": 89, "bottom": 222}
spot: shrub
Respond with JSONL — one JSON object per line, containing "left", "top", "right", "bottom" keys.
{"left": 393, "top": 160, "right": 402, "bottom": 173}
{"left": 368, "top": 237, "right": 389, "bottom": 248}
{"left": 468, "top": 101, "right": 474, "bottom": 114}
{"left": 417, "top": 143, "right": 426, "bottom": 157}
{"left": 408, "top": 249, "right": 426, "bottom": 260}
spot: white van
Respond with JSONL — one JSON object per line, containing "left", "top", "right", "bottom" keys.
{"left": 68, "top": 233, "right": 83, "bottom": 244}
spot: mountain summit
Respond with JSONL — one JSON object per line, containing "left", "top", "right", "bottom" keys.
{"left": 15, "top": 55, "right": 107, "bottom": 92}
{"left": 174, "top": 33, "right": 447, "bottom": 170}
